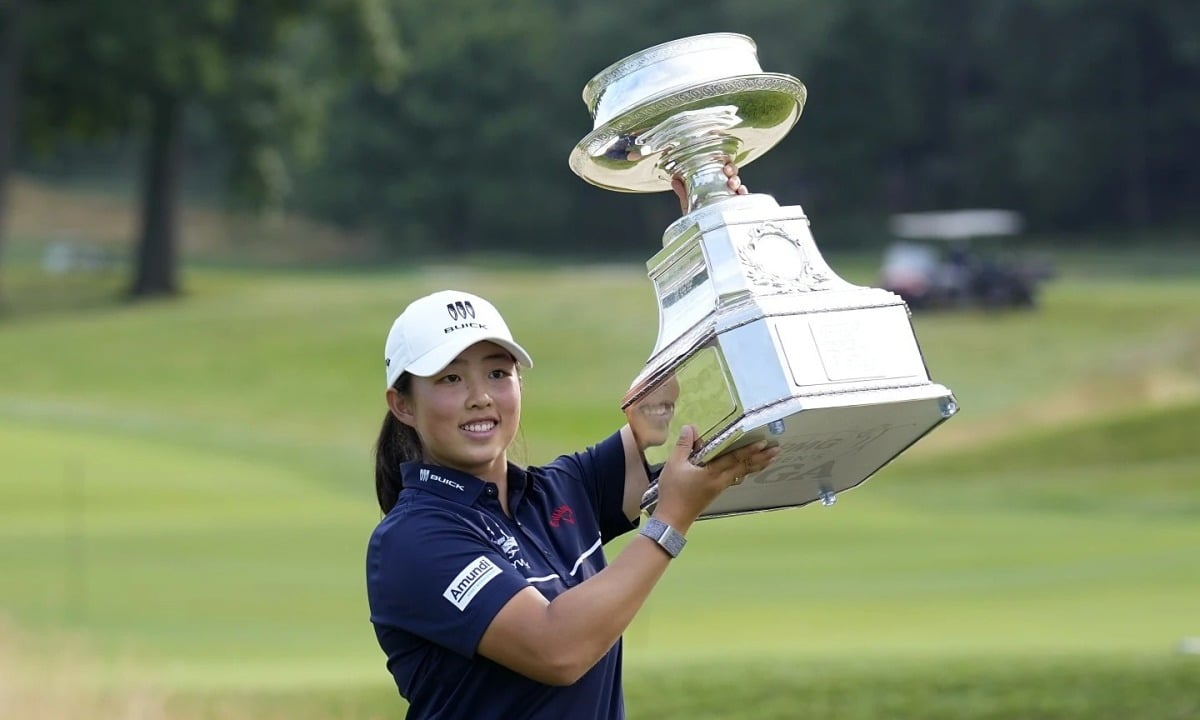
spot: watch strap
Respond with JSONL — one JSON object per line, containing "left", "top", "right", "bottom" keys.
{"left": 640, "top": 517, "right": 686, "bottom": 558}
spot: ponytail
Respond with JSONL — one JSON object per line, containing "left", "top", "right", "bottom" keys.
{"left": 374, "top": 374, "right": 423, "bottom": 514}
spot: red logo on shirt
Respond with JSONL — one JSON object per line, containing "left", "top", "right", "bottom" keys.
{"left": 549, "top": 505, "right": 575, "bottom": 527}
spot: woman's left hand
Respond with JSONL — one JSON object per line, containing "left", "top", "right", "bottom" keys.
{"left": 670, "top": 162, "right": 748, "bottom": 214}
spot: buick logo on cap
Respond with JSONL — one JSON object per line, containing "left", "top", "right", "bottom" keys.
{"left": 447, "top": 300, "right": 476, "bottom": 321}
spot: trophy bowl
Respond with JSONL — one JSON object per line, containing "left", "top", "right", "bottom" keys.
{"left": 570, "top": 33, "right": 806, "bottom": 197}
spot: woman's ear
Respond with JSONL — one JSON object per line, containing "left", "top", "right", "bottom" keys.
{"left": 386, "top": 388, "right": 416, "bottom": 428}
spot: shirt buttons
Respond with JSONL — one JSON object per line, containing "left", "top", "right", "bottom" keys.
{"left": 484, "top": 485, "right": 498, "bottom": 497}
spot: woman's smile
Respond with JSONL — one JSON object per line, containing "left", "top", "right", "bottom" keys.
{"left": 461, "top": 418, "right": 499, "bottom": 435}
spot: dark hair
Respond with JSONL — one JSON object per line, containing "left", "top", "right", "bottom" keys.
{"left": 375, "top": 373, "right": 423, "bottom": 514}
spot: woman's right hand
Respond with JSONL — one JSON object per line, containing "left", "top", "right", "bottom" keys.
{"left": 670, "top": 162, "right": 748, "bottom": 214}
{"left": 651, "top": 425, "right": 781, "bottom": 532}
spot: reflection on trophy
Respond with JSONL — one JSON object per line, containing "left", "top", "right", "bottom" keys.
{"left": 571, "top": 33, "right": 958, "bottom": 518}
{"left": 625, "top": 374, "right": 681, "bottom": 450}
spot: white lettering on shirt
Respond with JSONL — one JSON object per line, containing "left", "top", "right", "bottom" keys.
{"left": 443, "top": 556, "right": 502, "bottom": 611}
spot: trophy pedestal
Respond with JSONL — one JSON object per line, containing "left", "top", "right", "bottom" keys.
{"left": 627, "top": 194, "right": 958, "bottom": 518}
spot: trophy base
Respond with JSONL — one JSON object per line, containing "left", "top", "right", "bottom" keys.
{"left": 639, "top": 384, "right": 955, "bottom": 519}
{"left": 626, "top": 196, "right": 959, "bottom": 520}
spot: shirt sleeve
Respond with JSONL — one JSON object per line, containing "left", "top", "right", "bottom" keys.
{"left": 544, "top": 430, "right": 637, "bottom": 543}
{"left": 366, "top": 506, "right": 531, "bottom": 659}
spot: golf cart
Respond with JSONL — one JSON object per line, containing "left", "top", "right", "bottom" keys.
{"left": 879, "top": 210, "right": 1053, "bottom": 311}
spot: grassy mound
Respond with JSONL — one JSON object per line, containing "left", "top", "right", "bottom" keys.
{"left": 917, "top": 402, "right": 1200, "bottom": 475}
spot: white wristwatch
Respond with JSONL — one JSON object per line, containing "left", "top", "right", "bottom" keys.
{"left": 639, "top": 517, "right": 687, "bottom": 558}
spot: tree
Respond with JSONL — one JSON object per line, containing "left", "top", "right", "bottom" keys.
{"left": 0, "top": 0, "right": 28, "bottom": 309}
{"left": 19, "top": 0, "right": 402, "bottom": 298}
{"left": 298, "top": 0, "right": 571, "bottom": 255}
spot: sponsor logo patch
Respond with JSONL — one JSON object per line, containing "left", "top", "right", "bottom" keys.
{"left": 482, "top": 517, "right": 529, "bottom": 570}
{"left": 417, "top": 468, "right": 465, "bottom": 492}
{"left": 443, "top": 556, "right": 502, "bottom": 611}
{"left": 444, "top": 321, "right": 487, "bottom": 334}
{"left": 549, "top": 505, "right": 575, "bottom": 527}
{"left": 446, "top": 300, "right": 476, "bottom": 321}
{"left": 434, "top": 474, "right": 465, "bottom": 492}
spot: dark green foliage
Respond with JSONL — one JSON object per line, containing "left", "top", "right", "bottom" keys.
{"left": 4, "top": 0, "right": 402, "bottom": 297}
{"left": 8, "top": 0, "right": 1200, "bottom": 262}
{"left": 287, "top": 0, "right": 1200, "bottom": 257}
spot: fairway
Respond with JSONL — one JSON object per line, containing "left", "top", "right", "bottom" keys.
{"left": 2, "top": 261, "right": 1198, "bottom": 717}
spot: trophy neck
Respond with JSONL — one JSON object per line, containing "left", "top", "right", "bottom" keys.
{"left": 639, "top": 106, "right": 744, "bottom": 213}
{"left": 678, "top": 159, "right": 738, "bottom": 212}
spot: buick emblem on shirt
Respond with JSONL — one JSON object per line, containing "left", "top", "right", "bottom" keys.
{"left": 447, "top": 300, "right": 476, "bottom": 321}
{"left": 418, "top": 467, "right": 465, "bottom": 492}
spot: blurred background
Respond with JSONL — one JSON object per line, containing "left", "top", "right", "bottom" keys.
{"left": 0, "top": 1, "right": 1197, "bottom": 718}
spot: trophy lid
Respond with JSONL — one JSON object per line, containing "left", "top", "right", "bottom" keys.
{"left": 571, "top": 33, "right": 806, "bottom": 193}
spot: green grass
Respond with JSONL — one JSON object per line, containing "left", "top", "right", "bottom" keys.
{"left": 2, "top": 257, "right": 1199, "bottom": 718}
{"left": 154, "top": 657, "right": 1199, "bottom": 720}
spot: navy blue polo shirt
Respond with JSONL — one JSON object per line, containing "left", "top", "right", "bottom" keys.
{"left": 366, "top": 431, "right": 638, "bottom": 719}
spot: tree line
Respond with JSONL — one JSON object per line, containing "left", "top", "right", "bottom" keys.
{"left": 1, "top": 0, "right": 1197, "bottom": 302}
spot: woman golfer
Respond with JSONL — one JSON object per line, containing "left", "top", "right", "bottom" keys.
{"left": 366, "top": 169, "right": 776, "bottom": 719}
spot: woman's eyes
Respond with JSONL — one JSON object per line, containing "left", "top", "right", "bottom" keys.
{"left": 436, "top": 368, "right": 512, "bottom": 383}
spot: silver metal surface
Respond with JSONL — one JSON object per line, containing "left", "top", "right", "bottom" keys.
{"left": 574, "top": 34, "right": 958, "bottom": 519}
{"left": 571, "top": 33, "right": 806, "bottom": 204}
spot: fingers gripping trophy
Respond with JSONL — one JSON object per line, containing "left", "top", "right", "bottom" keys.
{"left": 569, "top": 33, "right": 959, "bottom": 519}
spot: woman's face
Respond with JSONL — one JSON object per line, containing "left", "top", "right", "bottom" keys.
{"left": 392, "top": 341, "right": 521, "bottom": 480}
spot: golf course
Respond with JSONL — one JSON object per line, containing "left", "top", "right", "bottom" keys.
{"left": 1, "top": 245, "right": 1198, "bottom": 718}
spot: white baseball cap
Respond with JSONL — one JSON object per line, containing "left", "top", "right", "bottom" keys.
{"left": 384, "top": 290, "right": 534, "bottom": 387}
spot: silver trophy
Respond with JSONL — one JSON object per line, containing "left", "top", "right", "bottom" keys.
{"left": 570, "top": 33, "right": 958, "bottom": 518}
